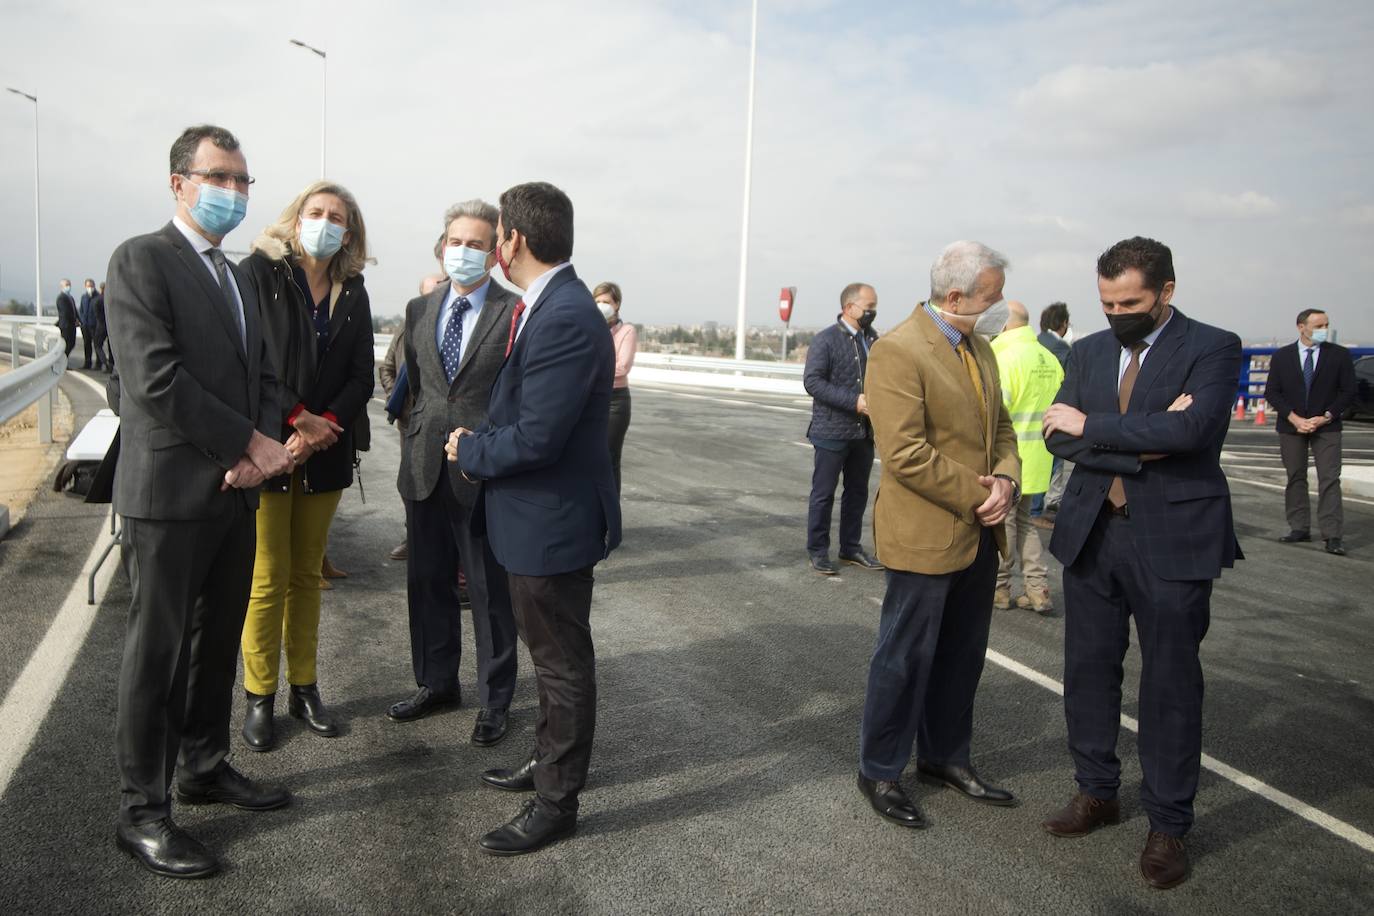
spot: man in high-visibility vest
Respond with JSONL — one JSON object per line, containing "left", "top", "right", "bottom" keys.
{"left": 990, "top": 300, "right": 1064, "bottom": 613}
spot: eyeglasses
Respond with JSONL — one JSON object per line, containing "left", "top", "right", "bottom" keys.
{"left": 183, "top": 169, "right": 255, "bottom": 189}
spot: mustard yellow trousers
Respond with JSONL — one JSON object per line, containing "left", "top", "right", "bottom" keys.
{"left": 241, "top": 471, "right": 341, "bottom": 695}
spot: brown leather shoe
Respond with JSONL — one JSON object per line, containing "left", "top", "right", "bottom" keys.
{"left": 1140, "top": 831, "right": 1189, "bottom": 889}
{"left": 1042, "top": 792, "right": 1120, "bottom": 837}
{"left": 321, "top": 555, "right": 347, "bottom": 579}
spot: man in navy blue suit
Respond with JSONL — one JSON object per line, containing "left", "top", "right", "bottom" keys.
{"left": 446, "top": 181, "right": 621, "bottom": 856}
{"left": 1039, "top": 237, "right": 1242, "bottom": 890}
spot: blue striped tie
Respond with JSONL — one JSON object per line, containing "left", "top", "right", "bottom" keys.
{"left": 1302, "top": 347, "right": 1315, "bottom": 397}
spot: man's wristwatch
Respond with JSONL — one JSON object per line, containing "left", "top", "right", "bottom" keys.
{"left": 994, "top": 474, "right": 1020, "bottom": 504}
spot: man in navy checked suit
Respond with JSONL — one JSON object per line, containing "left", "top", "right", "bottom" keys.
{"left": 1039, "top": 237, "right": 1242, "bottom": 891}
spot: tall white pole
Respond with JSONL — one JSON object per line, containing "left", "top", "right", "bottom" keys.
{"left": 32, "top": 98, "right": 41, "bottom": 320}
{"left": 290, "top": 40, "right": 327, "bottom": 178}
{"left": 320, "top": 52, "right": 327, "bottom": 177}
{"left": 733, "top": 0, "right": 759, "bottom": 362}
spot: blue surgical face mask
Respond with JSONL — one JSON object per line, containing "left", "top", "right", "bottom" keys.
{"left": 1310, "top": 328, "right": 1329, "bottom": 344}
{"left": 185, "top": 179, "right": 248, "bottom": 237}
{"left": 299, "top": 217, "right": 346, "bottom": 259}
{"left": 444, "top": 245, "right": 491, "bottom": 286}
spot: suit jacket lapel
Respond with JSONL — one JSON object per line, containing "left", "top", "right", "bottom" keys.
{"left": 160, "top": 223, "right": 248, "bottom": 367}
{"left": 418, "top": 283, "right": 449, "bottom": 389}
{"left": 453, "top": 282, "right": 511, "bottom": 383}
{"left": 500, "top": 265, "right": 579, "bottom": 369}
{"left": 916, "top": 308, "right": 986, "bottom": 439}
{"left": 228, "top": 259, "right": 258, "bottom": 378}
{"left": 1127, "top": 309, "right": 1186, "bottom": 411}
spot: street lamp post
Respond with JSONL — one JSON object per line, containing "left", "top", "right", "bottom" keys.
{"left": 6, "top": 88, "right": 41, "bottom": 319}
{"left": 289, "top": 39, "right": 327, "bottom": 176}
{"left": 733, "top": 0, "right": 759, "bottom": 361}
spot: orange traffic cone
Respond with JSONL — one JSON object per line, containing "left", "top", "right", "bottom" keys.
{"left": 1234, "top": 397, "right": 1246, "bottom": 420}
{"left": 1254, "top": 401, "right": 1267, "bottom": 425}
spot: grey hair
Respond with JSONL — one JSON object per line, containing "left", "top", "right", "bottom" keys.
{"left": 443, "top": 199, "right": 500, "bottom": 248}
{"left": 839, "top": 282, "right": 873, "bottom": 308}
{"left": 929, "top": 240, "right": 1009, "bottom": 301}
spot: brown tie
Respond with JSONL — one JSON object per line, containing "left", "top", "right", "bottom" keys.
{"left": 504, "top": 298, "right": 527, "bottom": 357}
{"left": 1107, "top": 342, "right": 1148, "bottom": 508}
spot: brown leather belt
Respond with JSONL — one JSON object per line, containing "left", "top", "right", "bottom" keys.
{"left": 1102, "top": 502, "right": 1130, "bottom": 518}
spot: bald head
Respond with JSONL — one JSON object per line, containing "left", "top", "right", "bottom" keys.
{"left": 1005, "top": 299, "right": 1029, "bottom": 330}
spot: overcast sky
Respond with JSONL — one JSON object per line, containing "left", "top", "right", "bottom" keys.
{"left": 2, "top": 0, "right": 1372, "bottom": 341}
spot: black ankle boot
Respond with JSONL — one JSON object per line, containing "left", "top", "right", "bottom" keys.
{"left": 288, "top": 683, "right": 339, "bottom": 737}
{"left": 242, "top": 691, "right": 275, "bottom": 751}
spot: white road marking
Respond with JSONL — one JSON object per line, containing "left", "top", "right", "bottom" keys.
{"left": 0, "top": 508, "right": 119, "bottom": 799}
{"left": 1227, "top": 475, "right": 1374, "bottom": 507}
{"left": 984, "top": 649, "right": 1374, "bottom": 855}
{"left": 792, "top": 440, "right": 881, "bottom": 463}
{"left": 651, "top": 388, "right": 809, "bottom": 414}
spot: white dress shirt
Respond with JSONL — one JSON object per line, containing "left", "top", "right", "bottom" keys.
{"left": 172, "top": 214, "right": 246, "bottom": 349}
{"left": 1297, "top": 338, "right": 1321, "bottom": 372}
{"left": 1117, "top": 307, "right": 1175, "bottom": 386}
{"left": 435, "top": 277, "right": 492, "bottom": 366}
{"left": 512, "top": 262, "right": 573, "bottom": 345}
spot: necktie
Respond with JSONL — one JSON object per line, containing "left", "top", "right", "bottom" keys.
{"left": 505, "top": 299, "right": 527, "bottom": 358}
{"left": 207, "top": 248, "right": 246, "bottom": 351}
{"left": 956, "top": 338, "right": 987, "bottom": 432}
{"left": 1303, "top": 347, "right": 1315, "bottom": 398}
{"left": 441, "top": 296, "right": 472, "bottom": 383}
{"left": 1107, "top": 341, "right": 1149, "bottom": 508}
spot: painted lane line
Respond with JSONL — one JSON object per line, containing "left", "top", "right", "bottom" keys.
{"left": 1227, "top": 475, "right": 1374, "bottom": 507}
{"left": 984, "top": 649, "right": 1374, "bottom": 855}
{"left": 650, "top": 388, "right": 809, "bottom": 414}
{"left": 0, "top": 508, "right": 120, "bottom": 799}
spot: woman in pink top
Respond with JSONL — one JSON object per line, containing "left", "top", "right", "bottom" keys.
{"left": 594, "top": 281, "right": 637, "bottom": 494}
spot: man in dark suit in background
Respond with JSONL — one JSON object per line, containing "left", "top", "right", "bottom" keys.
{"left": 1041, "top": 236, "right": 1242, "bottom": 890}
{"left": 448, "top": 181, "right": 621, "bottom": 856}
{"left": 1037, "top": 301, "right": 1073, "bottom": 367}
{"left": 55, "top": 279, "right": 77, "bottom": 357}
{"left": 78, "top": 278, "right": 102, "bottom": 369}
{"left": 391, "top": 200, "right": 520, "bottom": 748}
{"left": 802, "top": 282, "right": 883, "bottom": 575}
{"left": 106, "top": 124, "right": 293, "bottom": 879}
{"left": 92, "top": 281, "right": 111, "bottom": 371}
{"left": 1263, "top": 308, "right": 1356, "bottom": 556}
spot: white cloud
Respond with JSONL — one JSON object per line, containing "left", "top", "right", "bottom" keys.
{"left": 1182, "top": 190, "right": 1281, "bottom": 220}
{"left": 1014, "top": 52, "right": 1330, "bottom": 154}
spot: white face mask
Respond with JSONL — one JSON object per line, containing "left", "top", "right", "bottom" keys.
{"left": 1061, "top": 325, "right": 1076, "bottom": 345}
{"left": 597, "top": 302, "right": 617, "bottom": 323}
{"left": 951, "top": 298, "right": 1009, "bottom": 338}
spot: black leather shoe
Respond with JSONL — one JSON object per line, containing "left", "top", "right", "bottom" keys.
{"left": 1325, "top": 538, "right": 1346, "bottom": 556}
{"left": 481, "top": 751, "right": 538, "bottom": 792}
{"left": 387, "top": 686, "right": 459, "bottom": 722}
{"left": 478, "top": 799, "right": 577, "bottom": 856}
{"left": 810, "top": 554, "right": 838, "bottom": 575}
{"left": 839, "top": 549, "right": 885, "bottom": 570}
{"left": 471, "top": 706, "right": 510, "bottom": 747}
{"left": 288, "top": 683, "right": 339, "bottom": 737}
{"left": 242, "top": 691, "right": 275, "bottom": 751}
{"left": 115, "top": 818, "right": 219, "bottom": 879}
{"left": 857, "top": 774, "right": 929, "bottom": 828}
{"left": 177, "top": 764, "right": 291, "bottom": 811}
{"left": 1279, "top": 530, "right": 1311, "bottom": 543}
{"left": 916, "top": 760, "right": 1016, "bottom": 806}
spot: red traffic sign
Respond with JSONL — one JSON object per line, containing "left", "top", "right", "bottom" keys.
{"left": 778, "top": 286, "right": 796, "bottom": 323}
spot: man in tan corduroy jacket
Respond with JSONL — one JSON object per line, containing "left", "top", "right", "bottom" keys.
{"left": 856, "top": 240, "right": 1022, "bottom": 830}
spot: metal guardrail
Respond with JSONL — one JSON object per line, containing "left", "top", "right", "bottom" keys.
{"left": 0, "top": 317, "right": 65, "bottom": 442}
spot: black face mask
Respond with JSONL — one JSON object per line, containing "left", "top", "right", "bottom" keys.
{"left": 857, "top": 309, "right": 877, "bottom": 330}
{"left": 1107, "top": 293, "right": 1164, "bottom": 347}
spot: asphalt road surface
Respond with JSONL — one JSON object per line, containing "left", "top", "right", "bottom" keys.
{"left": 0, "top": 378, "right": 1371, "bottom": 914}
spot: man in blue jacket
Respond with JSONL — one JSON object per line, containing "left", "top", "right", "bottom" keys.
{"left": 1040, "top": 237, "right": 1242, "bottom": 891}
{"left": 802, "top": 283, "right": 883, "bottom": 574}
{"left": 446, "top": 181, "right": 620, "bottom": 856}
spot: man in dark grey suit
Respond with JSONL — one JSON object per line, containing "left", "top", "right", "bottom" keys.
{"left": 55, "top": 279, "right": 77, "bottom": 357}
{"left": 390, "top": 200, "right": 520, "bottom": 747}
{"left": 105, "top": 124, "right": 293, "bottom": 880}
